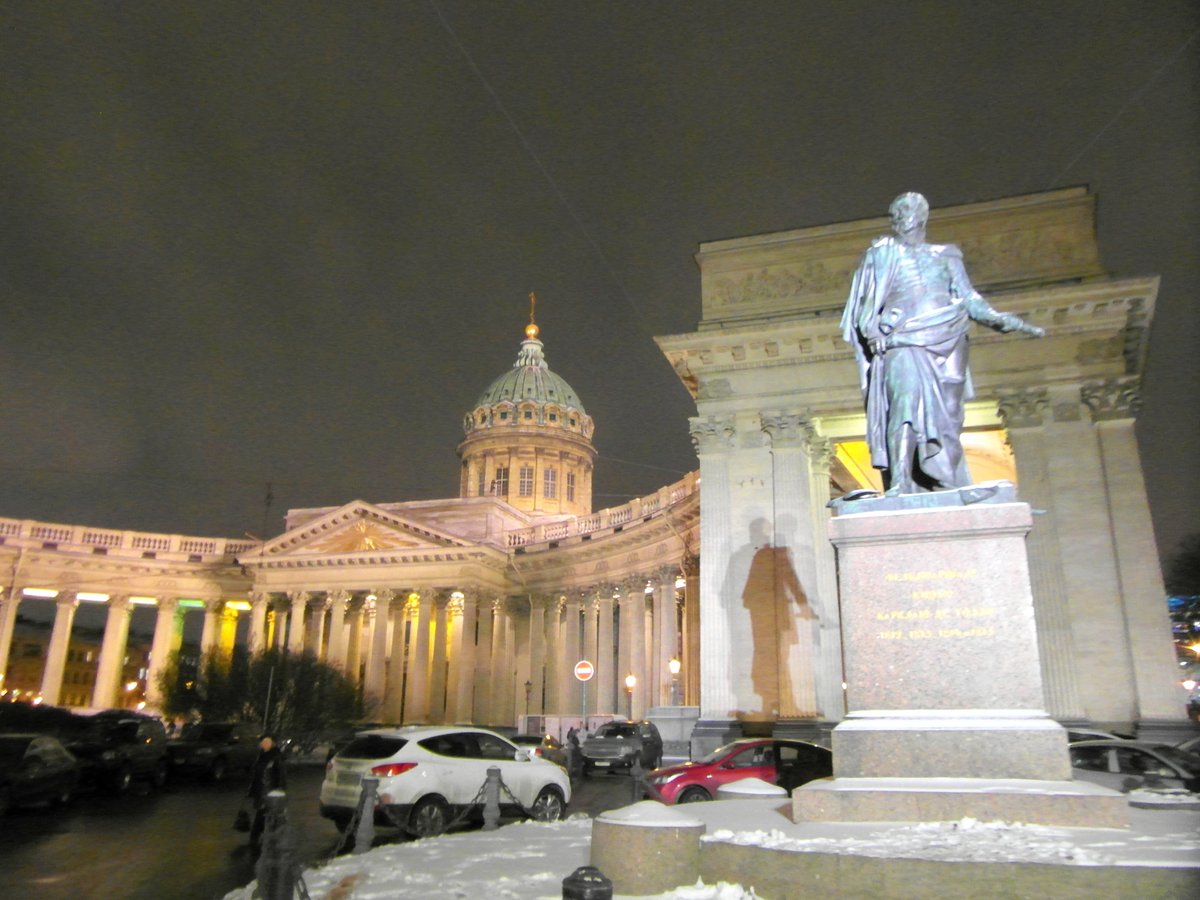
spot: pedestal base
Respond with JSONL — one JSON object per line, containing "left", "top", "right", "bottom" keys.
{"left": 793, "top": 776, "right": 1129, "bottom": 828}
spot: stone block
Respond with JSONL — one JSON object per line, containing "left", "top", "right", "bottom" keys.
{"left": 591, "top": 802, "right": 704, "bottom": 895}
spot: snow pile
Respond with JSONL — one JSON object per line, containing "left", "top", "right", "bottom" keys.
{"left": 225, "top": 815, "right": 755, "bottom": 900}
{"left": 704, "top": 817, "right": 1118, "bottom": 865}
{"left": 1127, "top": 788, "right": 1200, "bottom": 809}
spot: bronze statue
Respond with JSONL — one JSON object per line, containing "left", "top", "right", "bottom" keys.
{"left": 841, "top": 192, "right": 1043, "bottom": 496}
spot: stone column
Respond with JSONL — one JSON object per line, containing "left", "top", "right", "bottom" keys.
{"left": 429, "top": 592, "right": 451, "bottom": 723}
{"left": 445, "top": 592, "right": 471, "bottom": 723}
{"left": 998, "top": 387, "right": 1086, "bottom": 721}
{"left": 622, "top": 580, "right": 648, "bottom": 720}
{"left": 287, "top": 591, "right": 310, "bottom": 655}
{"left": 490, "top": 599, "right": 511, "bottom": 725}
{"left": 200, "top": 599, "right": 223, "bottom": 657}
{"left": 307, "top": 596, "right": 329, "bottom": 660}
{"left": 363, "top": 590, "right": 394, "bottom": 708}
{"left": 1084, "top": 377, "right": 1184, "bottom": 725}
{"left": 0, "top": 588, "right": 21, "bottom": 689}
{"left": 406, "top": 590, "right": 434, "bottom": 723}
{"left": 40, "top": 593, "right": 79, "bottom": 705}
{"left": 761, "top": 413, "right": 820, "bottom": 719}
{"left": 92, "top": 596, "right": 132, "bottom": 709}
{"left": 473, "top": 597, "right": 496, "bottom": 724}
{"left": 384, "top": 592, "right": 412, "bottom": 723}
{"left": 806, "top": 436, "right": 845, "bottom": 723}
{"left": 690, "top": 414, "right": 738, "bottom": 735}
{"left": 247, "top": 592, "right": 270, "bottom": 655}
{"left": 560, "top": 596, "right": 583, "bottom": 716}
{"left": 595, "top": 590, "right": 616, "bottom": 715}
{"left": 219, "top": 606, "right": 239, "bottom": 658}
{"left": 528, "top": 596, "right": 548, "bottom": 717}
{"left": 344, "top": 597, "right": 365, "bottom": 684}
{"left": 145, "top": 598, "right": 182, "bottom": 709}
{"left": 651, "top": 569, "right": 677, "bottom": 707}
{"left": 683, "top": 563, "right": 699, "bottom": 706}
{"left": 542, "top": 596, "right": 562, "bottom": 716}
{"left": 272, "top": 599, "right": 290, "bottom": 651}
{"left": 325, "top": 590, "right": 350, "bottom": 671}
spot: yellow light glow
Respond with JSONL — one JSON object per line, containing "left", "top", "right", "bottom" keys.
{"left": 22, "top": 588, "right": 59, "bottom": 599}
{"left": 624, "top": 673, "right": 637, "bottom": 689}
{"left": 77, "top": 592, "right": 110, "bottom": 602}
{"left": 125, "top": 681, "right": 139, "bottom": 691}
{"left": 225, "top": 600, "right": 252, "bottom": 612}
{"left": 130, "top": 596, "right": 158, "bottom": 606}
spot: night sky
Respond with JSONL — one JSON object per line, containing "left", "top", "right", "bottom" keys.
{"left": 1, "top": 2, "right": 1196, "bottom": 570}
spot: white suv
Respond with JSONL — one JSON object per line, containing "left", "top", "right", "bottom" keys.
{"left": 319, "top": 725, "right": 571, "bottom": 838}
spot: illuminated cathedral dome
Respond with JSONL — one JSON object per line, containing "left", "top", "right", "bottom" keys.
{"left": 458, "top": 311, "right": 596, "bottom": 516}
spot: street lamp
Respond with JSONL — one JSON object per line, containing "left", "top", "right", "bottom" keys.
{"left": 668, "top": 657, "right": 681, "bottom": 706}
{"left": 624, "top": 673, "right": 636, "bottom": 720}
{"left": 524, "top": 679, "right": 533, "bottom": 716}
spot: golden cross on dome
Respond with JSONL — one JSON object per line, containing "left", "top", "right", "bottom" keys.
{"left": 526, "top": 291, "right": 540, "bottom": 339}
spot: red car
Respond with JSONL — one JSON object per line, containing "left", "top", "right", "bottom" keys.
{"left": 646, "top": 738, "right": 832, "bottom": 804}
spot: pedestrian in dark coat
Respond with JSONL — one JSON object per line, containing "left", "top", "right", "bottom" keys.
{"left": 246, "top": 734, "right": 287, "bottom": 853}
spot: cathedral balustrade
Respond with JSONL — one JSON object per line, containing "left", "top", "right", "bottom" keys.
{"left": 505, "top": 471, "right": 698, "bottom": 549}
{"left": 0, "top": 516, "right": 258, "bottom": 560}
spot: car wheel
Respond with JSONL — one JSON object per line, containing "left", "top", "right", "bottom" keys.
{"left": 407, "top": 796, "right": 449, "bottom": 839}
{"left": 677, "top": 786, "right": 711, "bottom": 803}
{"left": 111, "top": 765, "right": 133, "bottom": 794}
{"left": 209, "top": 758, "right": 227, "bottom": 782}
{"left": 530, "top": 786, "right": 565, "bottom": 822}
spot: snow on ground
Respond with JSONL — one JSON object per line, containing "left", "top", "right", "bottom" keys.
{"left": 226, "top": 800, "right": 1200, "bottom": 900}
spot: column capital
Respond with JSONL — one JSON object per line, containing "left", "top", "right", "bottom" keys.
{"left": 326, "top": 588, "right": 352, "bottom": 606}
{"left": 996, "top": 386, "right": 1050, "bottom": 430}
{"left": 649, "top": 566, "right": 679, "bottom": 588}
{"left": 56, "top": 592, "right": 80, "bottom": 611}
{"left": 808, "top": 436, "right": 834, "bottom": 473}
{"left": 156, "top": 596, "right": 179, "bottom": 615}
{"left": 373, "top": 588, "right": 397, "bottom": 609}
{"left": 448, "top": 592, "right": 465, "bottom": 617}
{"left": 1082, "top": 376, "right": 1141, "bottom": 422}
{"left": 204, "top": 598, "right": 224, "bottom": 614}
{"left": 688, "top": 414, "right": 735, "bottom": 456}
{"left": 248, "top": 591, "right": 271, "bottom": 609}
{"left": 760, "top": 412, "right": 814, "bottom": 449}
{"left": 287, "top": 590, "right": 311, "bottom": 606}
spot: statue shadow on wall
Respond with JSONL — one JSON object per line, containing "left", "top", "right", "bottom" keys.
{"left": 723, "top": 516, "right": 817, "bottom": 721}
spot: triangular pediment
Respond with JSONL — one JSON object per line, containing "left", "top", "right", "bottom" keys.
{"left": 250, "top": 500, "right": 476, "bottom": 560}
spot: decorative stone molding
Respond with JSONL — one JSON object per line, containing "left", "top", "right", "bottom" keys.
{"left": 996, "top": 387, "right": 1050, "bottom": 430}
{"left": 327, "top": 588, "right": 351, "bottom": 610}
{"left": 808, "top": 436, "right": 835, "bottom": 472}
{"left": 688, "top": 415, "right": 735, "bottom": 455}
{"left": 1082, "top": 377, "right": 1141, "bottom": 422}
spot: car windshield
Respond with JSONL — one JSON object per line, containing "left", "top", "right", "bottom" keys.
{"left": 339, "top": 735, "right": 407, "bottom": 760}
{"left": 594, "top": 723, "right": 637, "bottom": 739}
{"left": 1152, "top": 746, "right": 1200, "bottom": 773}
{"left": 180, "top": 723, "right": 233, "bottom": 741}
{"left": 697, "top": 741, "right": 757, "bottom": 764}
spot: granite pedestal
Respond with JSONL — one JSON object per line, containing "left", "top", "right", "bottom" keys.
{"left": 794, "top": 492, "right": 1128, "bottom": 827}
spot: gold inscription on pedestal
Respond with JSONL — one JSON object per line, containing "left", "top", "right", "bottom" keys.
{"left": 872, "top": 567, "right": 996, "bottom": 641}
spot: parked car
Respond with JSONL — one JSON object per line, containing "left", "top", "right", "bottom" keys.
{"left": 168, "top": 721, "right": 261, "bottom": 781}
{"left": 320, "top": 726, "right": 571, "bottom": 838}
{"left": 511, "top": 734, "right": 569, "bottom": 769}
{"left": 646, "top": 738, "right": 832, "bottom": 803}
{"left": 1070, "top": 740, "right": 1200, "bottom": 794}
{"left": 63, "top": 710, "right": 169, "bottom": 793}
{"left": 1175, "top": 734, "right": 1200, "bottom": 756}
{"left": 0, "top": 733, "right": 80, "bottom": 815}
{"left": 580, "top": 720, "right": 663, "bottom": 775}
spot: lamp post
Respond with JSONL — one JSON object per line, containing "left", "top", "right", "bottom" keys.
{"left": 524, "top": 679, "right": 533, "bottom": 716}
{"left": 624, "top": 673, "right": 636, "bottom": 720}
{"left": 668, "top": 657, "right": 681, "bottom": 706}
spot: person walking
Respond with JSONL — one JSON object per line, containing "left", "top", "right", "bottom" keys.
{"left": 245, "top": 734, "right": 287, "bottom": 854}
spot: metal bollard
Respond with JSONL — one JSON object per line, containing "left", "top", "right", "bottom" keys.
{"left": 254, "top": 790, "right": 298, "bottom": 900}
{"left": 562, "top": 865, "right": 613, "bottom": 900}
{"left": 482, "top": 766, "right": 502, "bottom": 831}
{"left": 353, "top": 776, "right": 378, "bottom": 854}
{"left": 629, "top": 757, "right": 643, "bottom": 803}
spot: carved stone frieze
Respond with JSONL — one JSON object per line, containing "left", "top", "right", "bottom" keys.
{"left": 1082, "top": 377, "right": 1141, "bottom": 422}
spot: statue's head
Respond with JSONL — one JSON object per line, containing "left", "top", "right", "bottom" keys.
{"left": 889, "top": 192, "right": 929, "bottom": 243}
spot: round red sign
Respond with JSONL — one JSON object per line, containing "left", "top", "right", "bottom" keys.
{"left": 573, "top": 660, "right": 595, "bottom": 682}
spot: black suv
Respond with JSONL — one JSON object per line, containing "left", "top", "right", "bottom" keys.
{"left": 168, "top": 722, "right": 261, "bottom": 781}
{"left": 580, "top": 720, "right": 663, "bottom": 774}
{"left": 64, "top": 711, "right": 169, "bottom": 793}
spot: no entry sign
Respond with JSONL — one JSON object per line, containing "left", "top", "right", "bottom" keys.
{"left": 574, "top": 660, "right": 595, "bottom": 682}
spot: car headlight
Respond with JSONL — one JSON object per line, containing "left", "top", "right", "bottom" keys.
{"left": 649, "top": 772, "right": 684, "bottom": 785}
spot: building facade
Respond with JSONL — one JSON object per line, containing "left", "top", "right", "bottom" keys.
{"left": 0, "top": 189, "right": 1184, "bottom": 743}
